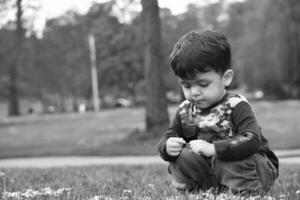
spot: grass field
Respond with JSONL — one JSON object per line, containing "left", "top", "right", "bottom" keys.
{"left": 0, "top": 164, "right": 299, "bottom": 200}
{"left": 0, "top": 100, "right": 300, "bottom": 158}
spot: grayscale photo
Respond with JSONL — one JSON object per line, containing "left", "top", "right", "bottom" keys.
{"left": 0, "top": 0, "right": 299, "bottom": 199}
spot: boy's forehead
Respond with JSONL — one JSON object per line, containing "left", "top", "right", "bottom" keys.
{"left": 180, "top": 71, "right": 221, "bottom": 81}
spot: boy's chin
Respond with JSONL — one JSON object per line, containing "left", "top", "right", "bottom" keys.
{"left": 192, "top": 101, "right": 210, "bottom": 109}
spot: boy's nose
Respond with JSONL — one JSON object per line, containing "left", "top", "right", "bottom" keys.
{"left": 192, "top": 93, "right": 201, "bottom": 100}
{"left": 191, "top": 86, "right": 201, "bottom": 98}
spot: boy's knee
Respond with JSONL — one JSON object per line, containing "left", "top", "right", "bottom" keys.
{"left": 169, "top": 147, "right": 217, "bottom": 190}
{"left": 213, "top": 153, "right": 277, "bottom": 193}
{"left": 214, "top": 156, "right": 261, "bottom": 193}
{"left": 175, "top": 147, "right": 209, "bottom": 171}
{"left": 176, "top": 147, "right": 195, "bottom": 164}
{"left": 253, "top": 153, "right": 278, "bottom": 192}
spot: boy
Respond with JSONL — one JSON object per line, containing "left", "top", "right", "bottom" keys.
{"left": 157, "top": 30, "right": 279, "bottom": 194}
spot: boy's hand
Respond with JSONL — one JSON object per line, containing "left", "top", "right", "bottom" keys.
{"left": 166, "top": 137, "right": 186, "bottom": 156}
{"left": 189, "top": 139, "right": 216, "bottom": 157}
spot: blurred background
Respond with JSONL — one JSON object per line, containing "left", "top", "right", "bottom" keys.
{"left": 0, "top": 0, "right": 299, "bottom": 158}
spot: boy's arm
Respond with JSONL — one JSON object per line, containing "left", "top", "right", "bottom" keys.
{"left": 213, "top": 102, "right": 262, "bottom": 161}
{"left": 157, "top": 109, "right": 183, "bottom": 161}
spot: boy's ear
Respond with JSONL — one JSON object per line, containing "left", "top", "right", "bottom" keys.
{"left": 223, "top": 69, "right": 234, "bottom": 87}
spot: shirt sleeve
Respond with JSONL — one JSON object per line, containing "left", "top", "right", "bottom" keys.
{"left": 213, "top": 101, "right": 262, "bottom": 161}
{"left": 157, "top": 109, "right": 183, "bottom": 161}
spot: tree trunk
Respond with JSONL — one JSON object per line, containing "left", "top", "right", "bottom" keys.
{"left": 141, "top": 0, "right": 169, "bottom": 137}
{"left": 8, "top": 0, "right": 23, "bottom": 116}
{"left": 8, "top": 62, "right": 20, "bottom": 116}
{"left": 286, "top": 0, "right": 300, "bottom": 98}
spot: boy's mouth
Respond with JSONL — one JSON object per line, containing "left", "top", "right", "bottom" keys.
{"left": 193, "top": 100, "right": 206, "bottom": 105}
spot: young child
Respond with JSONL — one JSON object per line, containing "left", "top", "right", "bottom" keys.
{"left": 157, "top": 30, "right": 279, "bottom": 194}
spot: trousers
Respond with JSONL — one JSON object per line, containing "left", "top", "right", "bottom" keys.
{"left": 169, "top": 147, "right": 278, "bottom": 193}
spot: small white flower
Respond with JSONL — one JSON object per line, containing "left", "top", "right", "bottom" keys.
{"left": 226, "top": 109, "right": 232, "bottom": 114}
{"left": 265, "top": 196, "right": 276, "bottom": 200}
{"left": 21, "top": 189, "right": 36, "bottom": 198}
{"left": 63, "top": 187, "right": 72, "bottom": 192}
{"left": 188, "top": 194, "right": 202, "bottom": 199}
{"left": 220, "top": 120, "right": 229, "bottom": 126}
{"left": 88, "top": 196, "right": 102, "bottom": 200}
{"left": 44, "top": 188, "right": 55, "bottom": 195}
{"left": 123, "top": 189, "right": 133, "bottom": 194}
{"left": 2, "top": 191, "right": 9, "bottom": 198}
{"left": 296, "top": 190, "right": 300, "bottom": 195}
{"left": 54, "top": 189, "right": 63, "bottom": 197}
{"left": 11, "top": 192, "right": 22, "bottom": 198}
{"left": 147, "top": 184, "right": 154, "bottom": 188}
{"left": 41, "top": 187, "right": 51, "bottom": 191}
{"left": 88, "top": 195, "right": 113, "bottom": 200}
{"left": 279, "top": 194, "right": 286, "bottom": 199}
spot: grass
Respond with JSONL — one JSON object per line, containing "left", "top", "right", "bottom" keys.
{"left": 1, "top": 100, "right": 300, "bottom": 200}
{"left": 0, "top": 100, "right": 300, "bottom": 158}
{"left": 0, "top": 164, "right": 300, "bottom": 199}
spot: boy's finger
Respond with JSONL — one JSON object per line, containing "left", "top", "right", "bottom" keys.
{"left": 170, "top": 146, "right": 182, "bottom": 151}
{"left": 168, "top": 151, "right": 180, "bottom": 156}
{"left": 176, "top": 138, "right": 186, "bottom": 144}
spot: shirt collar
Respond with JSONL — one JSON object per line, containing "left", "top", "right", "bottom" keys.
{"left": 197, "top": 91, "right": 228, "bottom": 111}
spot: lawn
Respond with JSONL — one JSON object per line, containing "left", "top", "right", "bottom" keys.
{"left": 0, "top": 100, "right": 300, "bottom": 158}
{"left": 0, "top": 164, "right": 299, "bottom": 200}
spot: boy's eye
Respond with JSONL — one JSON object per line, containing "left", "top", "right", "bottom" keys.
{"left": 181, "top": 81, "right": 210, "bottom": 88}
{"left": 198, "top": 82, "right": 210, "bottom": 87}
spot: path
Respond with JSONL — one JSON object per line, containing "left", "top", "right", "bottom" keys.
{"left": 0, "top": 149, "right": 300, "bottom": 168}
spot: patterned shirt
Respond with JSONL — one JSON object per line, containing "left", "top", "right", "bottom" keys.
{"left": 157, "top": 92, "right": 278, "bottom": 170}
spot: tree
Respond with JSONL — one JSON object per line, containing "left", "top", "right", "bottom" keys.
{"left": 38, "top": 11, "right": 91, "bottom": 111}
{"left": 141, "top": 0, "right": 169, "bottom": 137}
{"left": 285, "top": 0, "right": 300, "bottom": 97}
{"left": 7, "top": 0, "right": 23, "bottom": 116}
{"left": 226, "top": 0, "right": 300, "bottom": 98}
{"left": 37, "top": 2, "right": 144, "bottom": 110}
{"left": 0, "top": 0, "right": 39, "bottom": 115}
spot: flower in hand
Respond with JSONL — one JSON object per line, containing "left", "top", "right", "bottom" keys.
{"left": 189, "top": 139, "right": 216, "bottom": 157}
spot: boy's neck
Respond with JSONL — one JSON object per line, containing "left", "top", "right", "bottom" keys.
{"left": 197, "top": 91, "right": 228, "bottom": 111}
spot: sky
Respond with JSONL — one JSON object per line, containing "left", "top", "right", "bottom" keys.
{"left": 40, "top": 0, "right": 215, "bottom": 18}
{"left": 2, "top": 0, "right": 244, "bottom": 35}
{"left": 33, "top": 0, "right": 231, "bottom": 31}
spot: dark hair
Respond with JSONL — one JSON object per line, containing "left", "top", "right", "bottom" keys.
{"left": 169, "top": 30, "right": 231, "bottom": 79}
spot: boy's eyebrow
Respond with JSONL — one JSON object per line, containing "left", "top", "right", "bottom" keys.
{"left": 196, "top": 79, "right": 210, "bottom": 83}
{"left": 180, "top": 79, "right": 210, "bottom": 84}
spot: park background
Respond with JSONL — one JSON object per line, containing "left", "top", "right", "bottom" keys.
{"left": 0, "top": 0, "right": 300, "bottom": 199}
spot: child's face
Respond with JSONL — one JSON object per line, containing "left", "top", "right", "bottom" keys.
{"left": 180, "top": 70, "right": 233, "bottom": 109}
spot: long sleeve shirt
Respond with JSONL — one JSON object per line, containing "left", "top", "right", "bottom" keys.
{"left": 157, "top": 92, "right": 278, "bottom": 170}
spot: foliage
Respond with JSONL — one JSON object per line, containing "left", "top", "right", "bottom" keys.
{"left": 0, "top": 0, "right": 41, "bottom": 115}
{"left": 224, "top": 0, "right": 300, "bottom": 98}
{"left": 1, "top": 0, "right": 300, "bottom": 115}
